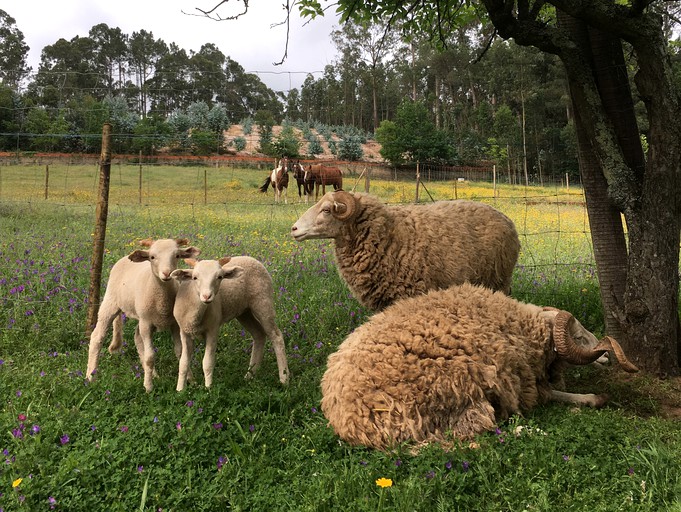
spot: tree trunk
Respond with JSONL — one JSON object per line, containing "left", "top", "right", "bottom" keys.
{"left": 556, "top": 11, "right": 680, "bottom": 376}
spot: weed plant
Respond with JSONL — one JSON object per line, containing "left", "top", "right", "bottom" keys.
{"left": 0, "top": 165, "right": 679, "bottom": 511}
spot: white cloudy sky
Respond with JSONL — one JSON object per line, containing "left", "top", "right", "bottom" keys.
{"left": 7, "top": 0, "right": 341, "bottom": 92}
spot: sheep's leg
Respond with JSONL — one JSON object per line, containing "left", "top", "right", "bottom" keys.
{"left": 170, "top": 324, "right": 193, "bottom": 383}
{"left": 202, "top": 328, "right": 220, "bottom": 388}
{"left": 550, "top": 390, "right": 608, "bottom": 408}
{"left": 137, "top": 322, "right": 156, "bottom": 393}
{"left": 237, "top": 312, "right": 267, "bottom": 380}
{"left": 269, "top": 327, "right": 289, "bottom": 384}
{"left": 86, "top": 301, "right": 121, "bottom": 380}
{"left": 108, "top": 313, "right": 125, "bottom": 354}
{"left": 176, "top": 330, "right": 195, "bottom": 392}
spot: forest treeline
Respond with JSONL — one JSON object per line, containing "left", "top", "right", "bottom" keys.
{"left": 1, "top": 9, "right": 677, "bottom": 178}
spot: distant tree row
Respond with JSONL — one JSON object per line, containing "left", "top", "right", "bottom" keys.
{"left": 3, "top": 8, "right": 677, "bottom": 173}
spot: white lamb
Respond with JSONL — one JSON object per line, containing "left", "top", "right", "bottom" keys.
{"left": 291, "top": 191, "right": 520, "bottom": 311}
{"left": 86, "top": 238, "right": 201, "bottom": 392}
{"left": 170, "top": 256, "right": 290, "bottom": 391}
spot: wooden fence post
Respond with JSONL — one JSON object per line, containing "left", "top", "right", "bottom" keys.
{"left": 204, "top": 168, "right": 208, "bottom": 205}
{"left": 44, "top": 164, "right": 49, "bottom": 200}
{"left": 415, "top": 161, "right": 420, "bottom": 203}
{"left": 139, "top": 150, "right": 143, "bottom": 204}
{"left": 85, "top": 123, "right": 112, "bottom": 337}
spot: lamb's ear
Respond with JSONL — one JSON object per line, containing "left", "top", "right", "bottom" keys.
{"left": 220, "top": 265, "right": 244, "bottom": 280}
{"left": 170, "top": 269, "right": 193, "bottom": 281}
{"left": 175, "top": 238, "right": 190, "bottom": 247}
{"left": 178, "top": 246, "right": 201, "bottom": 259}
{"left": 128, "top": 249, "right": 149, "bottom": 262}
{"left": 184, "top": 258, "right": 198, "bottom": 267}
{"left": 138, "top": 238, "right": 154, "bottom": 248}
{"left": 218, "top": 256, "right": 232, "bottom": 266}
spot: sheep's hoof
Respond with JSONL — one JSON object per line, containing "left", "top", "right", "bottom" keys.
{"left": 244, "top": 370, "right": 255, "bottom": 381}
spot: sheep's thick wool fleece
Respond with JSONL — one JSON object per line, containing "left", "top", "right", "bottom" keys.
{"left": 321, "top": 283, "right": 554, "bottom": 450}
{"left": 333, "top": 194, "right": 519, "bottom": 311}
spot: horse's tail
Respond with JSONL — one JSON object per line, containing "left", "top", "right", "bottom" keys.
{"left": 259, "top": 176, "right": 271, "bottom": 193}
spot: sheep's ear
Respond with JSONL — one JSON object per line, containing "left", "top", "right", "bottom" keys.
{"left": 128, "top": 250, "right": 149, "bottom": 262}
{"left": 170, "top": 269, "right": 193, "bottom": 281}
{"left": 178, "top": 246, "right": 201, "bottom": 259}
{"left": 221, "top": 265, "right": 244, "bottom": 280}
{"left": 184, "top": 258, "right": 198, "bottom": 267}
{"left": 332, "top": 191, "right": 356, "bottom": 220}
{"left": 175, "top": 238, "right": 190, "bottom": 247}
{"left": 218, "top": 256, "right": 232, "bottom": 266}
{"left": 138, "top": 238, "right": 154, "bottom": 248}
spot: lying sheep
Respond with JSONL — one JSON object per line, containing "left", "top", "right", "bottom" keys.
{"left": 170, "top": 256, "right": 290, "bottom": 391}
{"left": 320, "top": 282, "right": 638, "bottom": 450}
{"left": 291, "top": 191, "right": 520, "bottom": 311}
{"left": 86, "top": 238, "right": 201, "bottom": 392}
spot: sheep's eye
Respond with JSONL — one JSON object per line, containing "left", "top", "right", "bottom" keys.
{"left": 322, "top": 207, "right": 330, "bottom": 214}
{"left": 217, "top": 276, "right": 223, "bottom": 280}
{"left": 192, "top": 276, "right": 197, "bottom": 280}
{"left": 150, "top": 256, "right": 155, "bottom": 260}
{"left": 175, "top": 255, "right": 180, "bottom": 259}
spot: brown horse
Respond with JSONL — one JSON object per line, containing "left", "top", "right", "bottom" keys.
{"left": 291, "top": 160, "right": 314, "bottom": 203}
{"left": 259, "top": 158, "right": 289, "bottom": 204}
{"left": 306, "top": 164, "right": 343, "bottom": 200}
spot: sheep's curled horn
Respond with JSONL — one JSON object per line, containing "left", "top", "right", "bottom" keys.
{"left": 552, "top": 310, "right": 639, "bottom": 372}
{"left": 332, "top": 191, "right": 356, "bottom": 220}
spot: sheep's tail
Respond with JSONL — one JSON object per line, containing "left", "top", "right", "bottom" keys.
{"left": 259, "top": 176, "right": 271, "bottom": 193}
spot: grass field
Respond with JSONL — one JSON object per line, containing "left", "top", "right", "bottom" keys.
{"left": 0, "top": 163, "right": 679, "bottom": 511}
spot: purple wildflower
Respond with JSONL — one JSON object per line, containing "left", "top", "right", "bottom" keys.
{"left": 60, "top": 434, "right": 70, "bottom": 445}
{"left": 445, "top": 461, "right": 453, "bottom": 470}
{"left": 120, "top": 426, "right": 129, "bottom": 433}
{"left": 212, "top": 423, "right": 223, "bottom": 431}
{"left": 217, "top": 456, "right": 226, "bottom": 470}
{"left": 249, "top": 424, "right": 255, "bottom": 433}
{"left": 31, "top": 425, "right": 41, "bottom": 435}
{"left": 462, "top": 461, "right": 470, "bottom": 472}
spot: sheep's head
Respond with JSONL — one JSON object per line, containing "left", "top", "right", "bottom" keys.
{"left": 128, "top": 238, "right": 201, "bottom": 281}
{"left": 171, "top": 257, "right": 243, "bottom": 304}
{"left": 291, "top": 191, "right": 358, "bottom": 241}
{"left": 541, "top": 309, "right": 638, "bottom": 372}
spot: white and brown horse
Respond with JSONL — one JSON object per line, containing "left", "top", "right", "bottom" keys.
{"left": 306, "top": 164, "right": 343, "bottom": 200}
{"left": 259, "top": 158, "right": 290, "bottom": 204}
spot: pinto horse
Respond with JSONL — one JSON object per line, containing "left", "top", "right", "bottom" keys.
{"left": 291, "top": 160, "right": 314, "bottom": 203}
{"left": 307, "top": 164, "right": 343, "bottom": 200}
{"left": 259, "top": 158, "right": 289, "bottom": 204}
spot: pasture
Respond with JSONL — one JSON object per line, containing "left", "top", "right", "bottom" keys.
{"left": 0, "top": 163, "right": 680, "bottom": 511}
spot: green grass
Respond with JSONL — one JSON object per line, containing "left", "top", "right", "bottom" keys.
{"left": 0, "top": 164, "right": 679, "bottom": 511}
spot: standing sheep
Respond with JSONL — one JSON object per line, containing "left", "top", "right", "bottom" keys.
{"left": 320, "top": 283, "right": 638, "bottom": 450}
{"left": 86, "top": 238, "right": 201, "bottom": 392}
{"left": 291, "top": 191, "right": 520, "bottom": 311}
{"left": 170, "top": 256, "right": 290, "bottom": 391}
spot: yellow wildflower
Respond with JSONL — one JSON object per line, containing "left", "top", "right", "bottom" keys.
{"left": 375, "top": 477, "right": 393, "bottom": 488}
{"left": 12, "top": 477, "right": 23, "bottom": 488}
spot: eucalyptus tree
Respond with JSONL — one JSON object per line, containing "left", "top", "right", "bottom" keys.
{"left": 89, "top": 23, "right": 128, "bottom": 94}
{"left": 31, "top": 36, "right": 99, "bottom": 107}
{"left": 331, "top": 20, "right": 399, "bottom": 130}
{"left": 128, "top": 30, "right": 168, "bottom": 118}
{"left": 0, "top": 9, "right": 30, "bottom": 89}
{"left": 299, "top": 0, "right": 681, "bottom": 376}
{"left": 147, "top": 43, "right": 192, "bottom": 115}
{"left": 188, "top": 43, "right": 227, "bottom": 105}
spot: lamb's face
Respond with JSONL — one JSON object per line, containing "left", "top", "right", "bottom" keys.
{"left": 128, "top": 238, "right": 201, "bottom": 282}
{"left": 291, "top": 192, "right": 353, "bottom": 241}
{"left": 171, "top": 260, "right": 243, "bottom": 304}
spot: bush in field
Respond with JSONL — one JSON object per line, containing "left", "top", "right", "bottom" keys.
{"left": 337, "top": 135, "right": 363, "bottom": 161}
{"left": 233, "top": 136, "right": 247, "bottom": 152}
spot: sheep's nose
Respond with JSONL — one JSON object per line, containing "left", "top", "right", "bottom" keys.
{"left": 291, "top": 225, "right": 297, "bottom": 232}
